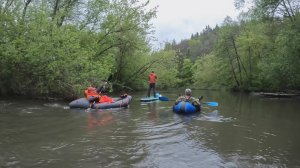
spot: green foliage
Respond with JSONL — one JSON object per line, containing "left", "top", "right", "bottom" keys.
{"left": 124, "top": 50, "right": 179, "bottom": 90}
{"left": 235, "top": 20, "right": 272, "bottom": 89}
{"left": 258, "top": 13, "right": 300, "bottom": 90}
{"left": 1, "top": 0, "right": 299, "bottom": 97}
{"left": 250, "top": 0, "right": 298, "bottom": 22}
{"left": 151, "top": 50, "right": 179, "bottom": 88}
{"left": 177, "top": 59, "right": 194, "bottom": 87}
{"left": 166, "top": 7, "right": 300, "bottom": 92}
{"left": 213, "top": 21, "right": 247, "bottom": 89}
{"left": 0, "top": 0, "right": 157, "bottom": 98}
{"left": 193, "top": 54, "right": 225, "bottom": 89}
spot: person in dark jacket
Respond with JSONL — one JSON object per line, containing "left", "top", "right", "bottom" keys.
{"left": 175, "top": 88, "right": 202, "bottom": 112}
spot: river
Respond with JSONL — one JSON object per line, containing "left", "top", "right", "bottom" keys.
{"left": 0, "top": 90, "right": 300, "bottom": 168}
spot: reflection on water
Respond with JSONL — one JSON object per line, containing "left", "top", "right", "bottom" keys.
{"left": 1, "top": 91, "right": 300, "bottom": 168}
{"left": 87, "top": 110, "right": 114, "bottom": 129}
{"left": 197, "top": 110, "right": 235, "bottom": 122}
{"left": 143, "top": 102, "right": 159, "bottom": 121}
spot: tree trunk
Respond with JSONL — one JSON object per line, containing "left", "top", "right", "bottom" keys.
{"left": 22, "top": 0, "right": 32, "bottom": 21}
{"left": 226, "top": 48, "right": 240, "bottom": 87}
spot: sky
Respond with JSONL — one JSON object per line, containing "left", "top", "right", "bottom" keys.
{"left": 144, "top": 0, "right": 240, "bottom": 49}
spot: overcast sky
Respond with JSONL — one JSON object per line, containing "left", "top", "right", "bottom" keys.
{"left": 145, "top": 0, "right": 240, "bottom": 49}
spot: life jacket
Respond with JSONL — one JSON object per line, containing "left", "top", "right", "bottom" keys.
{"left": 183, "top": 95, "right": 200, "bottom": 106}
{"left": 99, "top": 95, "right": 114, "bottom": 103}
{"left": 84, "top": 87, "right": 99, "bottom": 100}
{"left": 149, "top": 73, "right": 157, "bottom": 83}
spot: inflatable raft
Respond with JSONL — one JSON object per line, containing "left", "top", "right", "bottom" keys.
{"left": 173, "top": 101, "right": 201, "bottom": 114}
{"left": 69, "top": 95, "right": 132, "bottom": 109}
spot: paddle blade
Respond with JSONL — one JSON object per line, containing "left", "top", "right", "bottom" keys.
{"left": 159, "top": 96, "right": 169, "bottom": 101}
{"left": 204, "top": 102, "right": 218, "bottom": 107}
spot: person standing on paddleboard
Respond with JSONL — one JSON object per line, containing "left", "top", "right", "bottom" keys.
{"left": 147, "top": 71, "right": 157, "bottom": 97}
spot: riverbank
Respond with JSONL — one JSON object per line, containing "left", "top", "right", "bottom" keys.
{"left": 252, "top": 91, "right": 300, "bottom": 98}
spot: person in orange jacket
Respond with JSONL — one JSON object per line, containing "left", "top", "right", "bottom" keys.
{"left": 84, "top": 82, "right": 114, "bottom": 104}
{"left": 84, "top": 86, "right": 100, "bottom": 103}
{"left": 147, "top": 71, "right": 157, "bottom": 97}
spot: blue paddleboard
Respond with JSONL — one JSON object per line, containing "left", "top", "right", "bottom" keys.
{"left": 140, "top": 93, "right": 161, "bottom": 102}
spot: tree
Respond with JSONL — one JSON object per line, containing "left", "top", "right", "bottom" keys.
{"left": 0, "top": 0, "right": 157, "bottom": 98}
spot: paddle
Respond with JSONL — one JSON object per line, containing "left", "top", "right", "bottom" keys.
{"left": 158, "top": 96, "right": 219, "bottom": 107}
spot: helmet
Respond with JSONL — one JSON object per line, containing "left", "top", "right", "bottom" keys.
{"left": 185, "top": 88, "right": 192, "bottom": 95}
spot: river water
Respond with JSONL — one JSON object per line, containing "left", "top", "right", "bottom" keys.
{"left": 0, "top": 90, "right": 300, "bottom": 168}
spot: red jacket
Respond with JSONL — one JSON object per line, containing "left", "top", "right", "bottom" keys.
{"left": 84, "top": 87, "right": 99, "bottom": 100}
{"left": 99, "top": 95, "right": 114, "bottom": 103}
{"left": 149, "top": 72, "right": 157, "bottom": 83}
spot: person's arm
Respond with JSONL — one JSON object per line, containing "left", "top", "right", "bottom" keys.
{"left": 175, "top": 96, "right": 182, "bottom": 105}
{"left": 175, "top": 98, "right": 179, "bottom": 105}
{"left": 84, "top": 90, "right": 88, "bottom": 98}
{"left": 191, "top": 97, "right": 201, "bottom": 106}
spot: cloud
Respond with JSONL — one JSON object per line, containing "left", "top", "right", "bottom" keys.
{"left": 144, "top": 0, "right": 239, "bottom": 49}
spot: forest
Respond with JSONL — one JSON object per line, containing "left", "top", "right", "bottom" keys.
{"left": 0, "top": 0, "right": 299, "bottom": 99}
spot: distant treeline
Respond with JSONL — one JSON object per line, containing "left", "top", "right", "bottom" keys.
{"left": 159, "top": 0, "right": 300, "bottom": 92}
{"left": 0, "top": 0, "right": 299, "bottom": 99}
